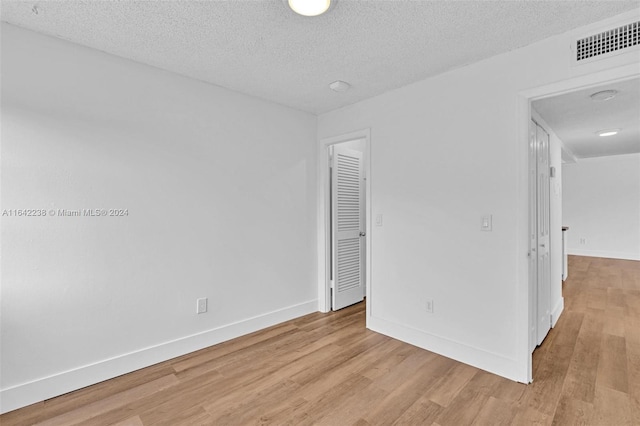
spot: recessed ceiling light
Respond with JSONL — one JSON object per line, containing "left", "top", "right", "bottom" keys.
{"left": 287, "top": 0, "right": 334, "bottom": 16}
{"left": 329, "top": 80, "right": 350, "bottom": 92}
{"left": 596, "top": 129, "right": 620, "bottom": 137}
{"left": 590, "top": 90, "right": 618, "bottom": 102}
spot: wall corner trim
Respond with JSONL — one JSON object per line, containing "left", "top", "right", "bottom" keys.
{"left": 0, "top": 299, "right": 318, "bottom": 414}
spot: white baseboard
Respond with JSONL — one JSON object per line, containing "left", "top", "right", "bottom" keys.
{"left": 551, "top": 297, "right": 564, "bottom": 328}
{"left": 568, "top": 248, "right": 640, "bottom": 261}
{"left": 367, "top": 315, "right": 526, "bottom": 383}
{"left": 0, "top": 299, "right": 318, "bottom": 414}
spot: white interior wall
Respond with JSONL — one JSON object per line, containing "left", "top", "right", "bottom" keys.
{"left": 339, "top": 139, "right": 366, "bottom": 152}
{"left": 318, "top": 11, "right": 639, "bottom": 381}
{"left": 563, "top": 153, "right": 640, "bottom": 260}
{"left": 2, "top": 9, "right": 639, "bottom": 415}
{"left": 0, "top": 24, "right": 318, "bottom": 413}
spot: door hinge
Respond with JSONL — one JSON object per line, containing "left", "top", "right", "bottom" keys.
{"left": 330, "top": 279, "right": 335, "bottom": 289}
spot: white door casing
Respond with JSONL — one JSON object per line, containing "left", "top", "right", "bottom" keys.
{"left": 331, "top": 145, "right": 365, "bottom": 310}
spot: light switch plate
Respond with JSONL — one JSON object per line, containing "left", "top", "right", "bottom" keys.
{"left": 375, "top": 214, "right": 383, "bottom": 227}
{"left": 426, "top": 299, "right": 434, "bottom": 314}
{"left": 481, "top": 215, "right": 492, "bottom": 231}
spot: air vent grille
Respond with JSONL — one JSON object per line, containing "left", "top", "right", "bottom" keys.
{"left": 576, "top": 21, "right": 639, "bottom": 62}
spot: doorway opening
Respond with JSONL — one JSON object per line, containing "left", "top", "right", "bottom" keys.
{"left": 529, "top": 74, "right": 640, "bottom": 358}
{"left": 317, "top": 129, "right": 371, "bottom": 318}
{"left": 519, "top": 64, "right": 639, "bottom": 383}
{"left": 329, "top": 141, "right": 366, "bottom": 310}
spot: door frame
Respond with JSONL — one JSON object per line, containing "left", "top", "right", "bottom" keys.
{"left": 517, "top": 63, "right": 639, "bottom": 383}
{"left": 317, "top": 129, "right": 371, "bottom": 318}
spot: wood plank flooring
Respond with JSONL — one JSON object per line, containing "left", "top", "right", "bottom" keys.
{"left": 2, "top": 255, "right": 639, "bottom": 425}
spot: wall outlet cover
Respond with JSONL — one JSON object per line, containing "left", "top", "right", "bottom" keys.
{"left": 197, "top": 297, "right": 208, "bottom": 314}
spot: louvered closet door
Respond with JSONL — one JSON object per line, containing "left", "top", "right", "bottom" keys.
{"left": 332, "top": 146, "right": 365, "bottom": 311}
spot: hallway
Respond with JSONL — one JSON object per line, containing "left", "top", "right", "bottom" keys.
{"left": 530, "top": 255, "right": 640, "bottom": 424}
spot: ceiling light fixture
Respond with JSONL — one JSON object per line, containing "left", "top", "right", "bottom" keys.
{"left": 286, "top": 0, "right": 334, "bottom": 16}
{"left": 329, "top": 80, "right": 350, "bottom": 92}
{"left": 590, "top": 90, "right": 618, "bottom": 101}
{"left": 596, "top": 129, "right": 619, "bottom": 137}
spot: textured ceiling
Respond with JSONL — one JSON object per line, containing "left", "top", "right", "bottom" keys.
{"left": 533, "top": 78, "right": 640, "bottom": 159}
{"left": 1, "top": 1, "right": 639, "bottom": 114}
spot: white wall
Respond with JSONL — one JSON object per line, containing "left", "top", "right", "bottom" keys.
{"left": 339, "top": 138, "right": 366, "bottom": 153}
{"left": 0, "top": 24, "right": 318, "bottom": 413}
{"left": 563, "top": 153, "right": 640, "bottom": 260}
{"left": 318, "top": 11, "right": 639, "bottom": 382}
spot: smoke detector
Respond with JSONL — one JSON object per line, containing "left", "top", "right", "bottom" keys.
{"left": 590, "top": 90, "right": 618, "bottom": 101}
{"left": 329, "top": 80, "right": 350, "bottom": 92}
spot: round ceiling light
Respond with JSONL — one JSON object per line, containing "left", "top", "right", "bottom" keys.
{"left": 596, "top": 129, "right": 620, "bottom": 137}
{"left": 590, "top": 90, "right": 618, "bottom": 102}
{"left": 287, "top": 0, "right": 333, "bottom": 16}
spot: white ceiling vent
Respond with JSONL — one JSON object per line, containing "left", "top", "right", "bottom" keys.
{"left": 573, "top": 20, "right": 639, "bottom": 65}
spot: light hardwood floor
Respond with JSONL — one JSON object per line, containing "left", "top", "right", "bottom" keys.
{"left": 2, "top": 256, "right": 639, "bottom": 425}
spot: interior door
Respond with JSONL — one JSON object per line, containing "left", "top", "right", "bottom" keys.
{"left": 331, "top": 145, "right": 365, "bottom": 311}
{"left": 528, "top": 121, "right": 538, "bottom": 352}
{"left": 534, "top": 121, "right": 551, "bottom": 346}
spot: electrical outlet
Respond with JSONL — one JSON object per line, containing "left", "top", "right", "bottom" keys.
{"left": 426, "top": 299, "right": 434, "bottom": 314}
{"left": 579, "top": 237, "right": 587, "bottom": 245}
{"left": 197, "top": 297, "right": 208, "bottom": 314}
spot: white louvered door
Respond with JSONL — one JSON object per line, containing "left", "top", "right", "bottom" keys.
{"left": 331, "top": 146, "right": 364, "bottom": 311}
